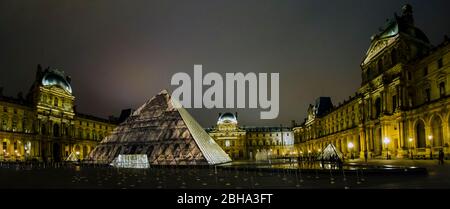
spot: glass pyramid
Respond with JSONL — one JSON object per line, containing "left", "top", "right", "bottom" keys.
{"left": 89, "top": 90, "right": 232, "bottom": 165}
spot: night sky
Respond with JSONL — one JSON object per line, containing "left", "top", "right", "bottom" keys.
{"left": 0, "top": 0, "right": 449, "bottom": 127}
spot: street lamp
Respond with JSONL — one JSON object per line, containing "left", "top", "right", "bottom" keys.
{"left": 408, "top": 138, "right": 413, "bottom": 159}
{"left": 348, "top": 142, "right": 354, "bottom": 159}
{"left": 383, "top": 137, "right": 390, "bottom": 160}
{"left": 428, "top": 135, "right": 433, "bottom": 159}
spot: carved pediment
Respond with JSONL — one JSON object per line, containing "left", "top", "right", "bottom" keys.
{"left": 363, "top": 35, "right": 399, "bottom": 66}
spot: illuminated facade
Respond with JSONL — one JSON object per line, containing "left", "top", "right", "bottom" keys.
{"left": 293, "top": 5, "right": 450, "bottom": 160}
{"left": 0, "top": 65, "right": 117, "bottom": 162}
{"left": 207, "top": 112, "right": 294, "bottom": 160}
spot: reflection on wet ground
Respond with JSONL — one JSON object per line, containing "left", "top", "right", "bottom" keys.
{"left": 1, "top": 160, "right": 445, "bottom": 189}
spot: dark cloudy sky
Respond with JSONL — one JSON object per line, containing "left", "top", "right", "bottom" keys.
{"left": 0, "top": 0, "right": 449, "bottom": 127}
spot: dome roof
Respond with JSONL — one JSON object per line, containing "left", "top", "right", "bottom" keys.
{"left": 217, "top": 112, "right": 237, "bottom": 124}
{"left": 41, "top": 69, "right": 72, "bottom": 94}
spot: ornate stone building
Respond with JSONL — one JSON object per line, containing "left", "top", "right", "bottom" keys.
{"left": 293, "top": 5, "right": 450, "bottom": 160}
{"left": 0, "top": 65, "right": 117, "bottom": 162}
{"left": 207, "top": 112, "right": 294, "bottom": 160}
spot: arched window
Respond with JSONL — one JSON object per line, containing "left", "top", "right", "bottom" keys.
{"left": 377, "top": 59, "right": 383, "bottom": 73}
{"left": 431, "top": 116, "right": 443, "bottom": 147}
{"left": 416, "top": 120, "right": 426, "bottom": 148}
{"left": 391, "top": 49, "right": 397, "bottom": 64}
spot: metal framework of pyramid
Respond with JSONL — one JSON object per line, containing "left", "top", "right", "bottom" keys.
{"left": 89, "top": 90, "right": 231, "bottom": 165}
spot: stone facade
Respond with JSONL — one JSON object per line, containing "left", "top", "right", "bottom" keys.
{"left": 0, "top": 65, "right": 117, "bottom": 162}
{"left": 293, "top": 5, "right": 450, "bottom": 160}
{"left": 207, "top": 112, "right": 295, "bottom": 160}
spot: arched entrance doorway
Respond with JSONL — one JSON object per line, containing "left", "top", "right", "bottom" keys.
{"left": 83, "top": 145, "right": 88, "bottom": 158}
{"left": 431, "top": 116, "right": 443, "bottom": 147}
{"left": 53, "top": 143, "right": 61, "bottom": 162}
{"left": 416, "top": 120, "right": 426, "bottom": 148}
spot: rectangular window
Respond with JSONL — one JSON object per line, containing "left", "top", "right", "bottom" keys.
{"left": 408, "top": 71, "right": 412, "bottom": 80}
{"left": 2, "top": 142, "right": 6, "bottom": 152}
{"left": 424, "top": 66, "right": 428, "bottom": 76}
{"left": 438, "top": 58, "right": 443, "bottom": 69}
{"left": 425, "top": 88, "right": 431, "bottom": 102}
{"left": 392, "top": 95, "right": 397, "bottom": 111}
{"left": 12, "top": 118, "right": 17, "bottom": 131}
{"left": 2, "top": 118, "right": 6, "bottom": 131}
{"left": 440, "top": 82, "right": 446, "bottom": 98}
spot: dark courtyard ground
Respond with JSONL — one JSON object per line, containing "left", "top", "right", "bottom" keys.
{"left": 0, "top": 159, "right": 448, "bottom": 189}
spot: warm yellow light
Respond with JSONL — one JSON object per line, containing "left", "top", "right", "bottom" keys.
{"left": 383, "top": 137, "right": 390, "bottom": 144}
{"left": 408, "top": 138, "right": 413, "bottom": 142}
{"left": 76, "top": 151, "right": 80, "bottom": 155}
{"left": 428, "top": 135, "right": 433, "bottom": 140}
{"left": 308, "top": 150, "right": 311, "bottom": 153}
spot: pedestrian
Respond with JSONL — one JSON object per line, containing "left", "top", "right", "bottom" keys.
{"left": 438, "top": 149, "right": 444, "bottom": 165}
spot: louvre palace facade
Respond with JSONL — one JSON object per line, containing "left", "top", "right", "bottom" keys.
{"left": 293, "top": 5, "right": 450, "bottom": 160}
{"left": 0, "top": 65, "right": 117, "bottom": 162}
{"left": 207, "top": 112, "right": 295, "bottom": 160}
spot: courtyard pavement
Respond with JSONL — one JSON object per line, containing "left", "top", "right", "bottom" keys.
{"left": 0, "top": 159, "right": 448, "bottom": 189}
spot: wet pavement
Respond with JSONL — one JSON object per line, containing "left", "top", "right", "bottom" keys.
{"left": 0, "top": 160, "right": 448, "bottom": 189}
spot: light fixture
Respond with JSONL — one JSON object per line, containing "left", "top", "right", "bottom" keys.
{"left": 428, "top": 135, "right": 433, "bottom": 140}
{"left": 408, "top": 138, "right": 413, "bottom": 142}
{"left": 383, "top": 137, "right": 390, "bottom": 144}
{"left": 348, "top": 142, "right": 354, "bottom": 149}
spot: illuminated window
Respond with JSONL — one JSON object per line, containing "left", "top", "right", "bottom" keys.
{"left": 225, "top": 140, "right": 230, "bottom": 147}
